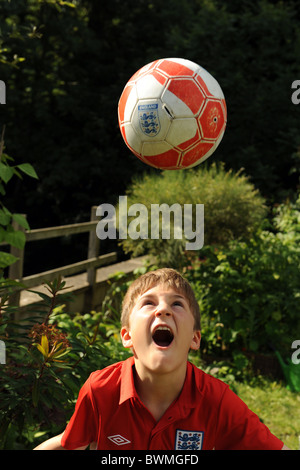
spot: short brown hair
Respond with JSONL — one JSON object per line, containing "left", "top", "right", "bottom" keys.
{"left": 121, "top": 268, "right": 200, "bottom": 330}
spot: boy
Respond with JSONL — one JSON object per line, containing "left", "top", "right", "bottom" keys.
{"left": 35, "top": 268, "right": 288, "bottom": 450}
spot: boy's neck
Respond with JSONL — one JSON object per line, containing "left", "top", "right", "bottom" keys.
{"left": 133, "top": 361, "right": 187, "bottom": 422}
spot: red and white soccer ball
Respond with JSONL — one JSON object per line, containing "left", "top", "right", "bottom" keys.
{"left": 118, "top": 58, "right": 227, "bottom": 170}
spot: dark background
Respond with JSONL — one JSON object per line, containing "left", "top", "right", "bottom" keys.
{"left": 0, "top": 0, "right": 299, "bottom": 275}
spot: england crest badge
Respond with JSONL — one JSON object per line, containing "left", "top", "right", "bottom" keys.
{"left": 175, "top": 430, "right": 204, "bottom": 450}
{"left": 138, "top": 103, "right": 160, "bottom": 137}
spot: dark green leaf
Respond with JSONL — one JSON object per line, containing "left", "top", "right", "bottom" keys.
{"left": 0, "top": 251, "right": 19, "bottom": 268}
{"left": 0, "top": 163, "right": 14, "bottom": 184}
{"left": 0, "top": 209, "right": 11, "bottom": 226}
{"left": 4, "top": 230, "right": 26, "bottom": 249}
{"left": 12, "top": 214, "right": 30, "bottom": 230}
{"left": 16, "top": 163, "right": 38, "bottom": 180}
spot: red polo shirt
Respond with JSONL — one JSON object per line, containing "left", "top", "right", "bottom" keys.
{"left": 61, "top": 356, "right": 283, "bottom": 450}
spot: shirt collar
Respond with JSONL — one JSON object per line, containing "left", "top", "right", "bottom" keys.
{"left": 119, "top": 356, "right": 200, "bottom": 408}
{"left": 119, "top": 356, "right": 139, "bottom": 404}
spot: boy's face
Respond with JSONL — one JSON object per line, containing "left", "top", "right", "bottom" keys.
{"left": 121, "top": 284, "right": 201, "bottom": 376}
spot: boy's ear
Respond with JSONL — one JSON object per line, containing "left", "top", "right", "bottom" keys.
{"left": 121, "top": 326, "right": 133, "bottom": 348}
{"left": 190, "top": 330, "right": 201, "bottom": 351}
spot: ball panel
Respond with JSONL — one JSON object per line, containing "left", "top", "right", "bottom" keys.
{"left": 221, "top": 98, "right": 227, "bottom": 119}
{"left": 212, "top": 128, "right": 226, "bottom": 152}
{"left": 143, "top": 147, "right": 181, "bottom": 169}
{"left": 161, "top": 87, "right": 194, "bottom": 118}
{"left": 177, "top": 130, "right": 200, "bottom": 151}
{"left": 121, "top": 123, "right": 142, "bottom": 154}
{"left": 166, "top": 58, "right": 200, "bottom": 74}
{"left": 157, "top": 59, "right": 195, "bottom": 77}
{"left": 198, "top": 100, "right": 226, "bottom": 140}
{"left": 136, "top": 73, "right": 165, "bottom": 100}
{"left": 142, "top": 140, "right": 174, "bottom": 157}
{"left": 118, "top": 84, "right": 134, "bottom": 123}
{"left": 119, "top": 85, "right": 138, "bottom": 123}
{"left": 166, "top": 118, "right": 199, "bottom": 150}
{"left": 181, "top": 141, "right": 214, "bottom": 168}
{"left": 195, "top": 69, "right": 224, "bottom": 99}
{"left": 191, "top": 141, "right": 219, "bottom": 166}
{"left": 129, "top": 59, "right": 160, "bottom": 82}
{"left": 166, "top": 78, "right": 206, "bottom": 116}
{"left": 151, "top": 70, "right": 168, "bottom": 86}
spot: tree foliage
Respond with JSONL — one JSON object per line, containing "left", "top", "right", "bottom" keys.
{"left": 0, "top": 0, "right": 300, "bottom": 228}
{"left": 185, "top": 195, "right": 300, "bottom": 358}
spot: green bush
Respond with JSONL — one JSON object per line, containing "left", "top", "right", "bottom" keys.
{"left": 118, "top": 163, "right": 267, "bottom": 268}
{"left": 186, "top": 195, "right": 300, "bottom": 360}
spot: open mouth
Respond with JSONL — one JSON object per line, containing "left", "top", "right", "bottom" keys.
{"left": 152, "top": 326, "right": 174, "bottom": 347}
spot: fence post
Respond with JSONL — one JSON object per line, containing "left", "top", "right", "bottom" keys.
{"left": 8, "top": 215, "right": 27, "bottom": 308}
{"left": 87, "top": 206, "right": 100, "bottom": 286}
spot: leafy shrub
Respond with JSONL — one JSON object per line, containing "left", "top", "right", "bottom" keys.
{"left": 0, "top": 147, "right": 38, "bottom": 271}
{"left": 0, "top": 279, "right": 130, "bottom": 450}
{"left": 185, "top": 195, "right": 300, "bottom": 360}
{"left": 273, "top": 192, "right": 300, "bottom": 241}
{"left": 118, "top": 163, "right": 267, "bottom": 268}
{"left": 0, "top": 144, "right": 132, "bottom": 449}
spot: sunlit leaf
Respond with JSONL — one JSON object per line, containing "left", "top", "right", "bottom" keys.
{"left": 41, "top": 335, "right": 49, "bottom": 357}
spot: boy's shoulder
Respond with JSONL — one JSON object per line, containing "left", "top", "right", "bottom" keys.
{"left": 187, "top": 361, "right": 230, "bottom": 401}
{"left": 88, "top": 359, "right": 125, "bottom": 388}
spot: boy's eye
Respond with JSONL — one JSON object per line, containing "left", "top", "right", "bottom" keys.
{"left": 142, "top": 299, "right": 155, "bottom": 306}
{"left": 173, "top": 300, "right": 184, "bottom": 307}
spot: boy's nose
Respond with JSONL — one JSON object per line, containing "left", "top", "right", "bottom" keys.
{"left": 155, "top": 303, "right": 172, "bottom": 317}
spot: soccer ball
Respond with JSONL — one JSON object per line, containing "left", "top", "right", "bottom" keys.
{"left": 118, "top": 58, "right": 227, "bottom": 170}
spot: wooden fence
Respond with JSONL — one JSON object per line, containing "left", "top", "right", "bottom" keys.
{"left": 7, "top": 206, "right": 117, "bottom": 306}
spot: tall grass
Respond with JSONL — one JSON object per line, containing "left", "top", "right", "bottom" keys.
{"left": 234, "top": 378, "right": 300, "bottom": 450}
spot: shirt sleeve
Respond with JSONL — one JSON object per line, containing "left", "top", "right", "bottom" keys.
{"left": 214, "top": 386, "right": 284, "bottom": 450}
{"left": 61, "top": 375, "right": 99, "bottom": 450}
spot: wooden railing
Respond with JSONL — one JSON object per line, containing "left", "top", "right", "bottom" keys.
{"left": 7, "top": 206, "right": 117, "bottom": 304}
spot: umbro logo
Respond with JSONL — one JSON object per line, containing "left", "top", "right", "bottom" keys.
{"left": 108, "top": 434, "right": 131, "bottom": 446}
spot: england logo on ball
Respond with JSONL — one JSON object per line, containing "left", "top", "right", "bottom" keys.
{"left": 138, "top": 103, "right": 160, "bottom": 137}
